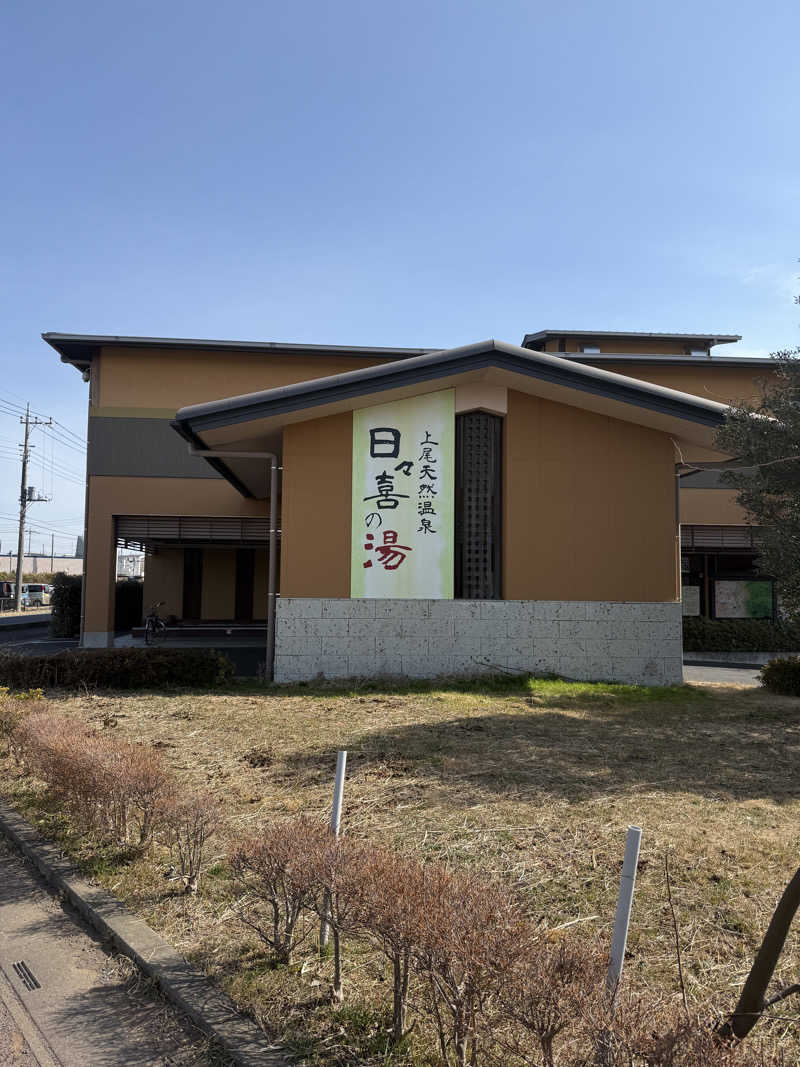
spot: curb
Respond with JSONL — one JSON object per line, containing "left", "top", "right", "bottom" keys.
{"left": 0, "top": 801, "right": 289, "bottom": 1067}
{"left": 684, "top": 652, "right": 793, "bottom": 669}
{"left": 684, "top": 659, "right": 764, "bottom": 670}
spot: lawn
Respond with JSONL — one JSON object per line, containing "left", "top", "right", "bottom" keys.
{"left": 2, "top": 674, "right": 800, "bottom": 1063}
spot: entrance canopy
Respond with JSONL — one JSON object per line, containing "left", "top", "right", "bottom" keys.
{"left": 172, "top": 338, "right": 730, "bottom": 498}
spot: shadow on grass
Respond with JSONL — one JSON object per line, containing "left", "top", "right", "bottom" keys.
{"left": 279, "top": 681, "right": 799, "bottom": 805}
{"left": 30, "top": 670, "right": 709, "bottom": 702}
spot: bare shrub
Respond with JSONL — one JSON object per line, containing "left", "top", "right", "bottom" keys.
{"left": 14, "top": 710, "right": 174, "bottom": 846}
{"left": 0, "top": 686, "right": 45, "bottom": 763}
{"left": 410, "top": 863, "right": 528, "bottom": 1067}
{"left": 302, "top": 833, "right": 372, "bottom": 1002}
{"left": 122, "top": 743, "right": 175, "bottom": 846}
{"left": 581, "top": 993, "right": 788, "bottom": 1067}
{"left": 357, "top": 847, "right": 427, "bottom": 1044}
{"left": 597, "top": 998, "right": 789, "bottom": 1067}
{"left": 15, "top": 710, "right": 95, "bottom": 803}
{"left": 496, "top": 932, "right": 607, "bottom": 1067}
{"left": 229, "top": 817, "right": 325, "bottom": 963}
{"left": 162, "top": 790, "right": 220, "bottom": 894}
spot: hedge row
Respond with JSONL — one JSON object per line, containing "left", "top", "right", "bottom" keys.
{"left": 50, "top": 575, "right": 145, "bottom": 638}
{"left": 760, "top": 658, "right": 800, "bottom": 696}
{"left": 11, "top": 706, "right": 219, "bottom": 890}
{"left": 50, "top": 573, "right": 82, "bottom": 637}
{"left": 682, "top": 616, "right": 800, "bottom": 652}
{"left": 0, "top": 647, "right": 234, "bottom": 690}
{"left": 227, "top": 818, "right": 784, "bottom": 1066}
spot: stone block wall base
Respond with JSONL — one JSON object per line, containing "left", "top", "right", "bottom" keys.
{"left": 275, "top": 599, "right": 683, "bottom": 686}
{"left": 81, "top": 630, "right": 114, "bottom": 648}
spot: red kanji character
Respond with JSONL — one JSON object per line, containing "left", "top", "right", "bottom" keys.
{"left": 374, "top": 530, "right": 412, "bottom": 570}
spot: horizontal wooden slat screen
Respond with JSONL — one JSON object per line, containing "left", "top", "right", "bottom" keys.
{"left": 680, "top": 525, "right": 758, "bottom": 549}
{"left": 115, "top": 515, "right": 276, "bottom": 548}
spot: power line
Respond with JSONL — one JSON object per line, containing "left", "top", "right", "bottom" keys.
{"left": 51, "top": 419, "right": 85, "bottom": 445}
{"left": 0, "top": 400, "right": 85, "bottom": 449}
{"left": 1, "top": 456, "right": 85, "bottom": 487}
{"left": 38, "top": 424, "right": 86, "bottom": 454}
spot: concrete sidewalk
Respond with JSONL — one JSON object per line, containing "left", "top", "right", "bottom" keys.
{"left": 0, "top": 840, "right": 215, "bottom": 1066}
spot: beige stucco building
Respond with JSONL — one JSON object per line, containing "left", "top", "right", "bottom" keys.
{"left": 45, "top": 328, "right": 774, "bottom": 684}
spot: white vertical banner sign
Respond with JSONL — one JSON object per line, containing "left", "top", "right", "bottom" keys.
{"left": 351, "top": 390, "right": 455, "bottom": 599}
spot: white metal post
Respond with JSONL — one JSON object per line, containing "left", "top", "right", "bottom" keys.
{"left": 330, "top": 750, "right": 347, "bottom": 835}
{"left": 606, "top": 825, "right": 642, "bottom": 1001}
{"left": 320, "top": 750, "right": 347, "bottom": 949}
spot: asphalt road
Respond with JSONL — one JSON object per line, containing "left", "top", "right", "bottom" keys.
{"left": 0, "top": 840, "right": 215, "bottom": 1066}
{"left": 0, "top": 622, "right": 77, "bottom": 656}
{"left": 683, "top": 665, "right": 761, "bottom": 686}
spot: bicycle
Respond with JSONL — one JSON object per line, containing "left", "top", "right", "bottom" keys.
{"left": 144, "top": 601, "right": 168, "bottom": 645}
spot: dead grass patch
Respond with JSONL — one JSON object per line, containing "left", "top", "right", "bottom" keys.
{"left": 2, "top": 675, "right": 800, "bottom": 1062}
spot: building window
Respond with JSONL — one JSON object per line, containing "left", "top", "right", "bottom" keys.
{"left": 455, "top": 411, "right": 502, "bottom": 599}
{"left": 680, "top": 550, "right": 775, "bottom": 619}
{"left": 581, "top": 345, "right": 600, "bottom": 354}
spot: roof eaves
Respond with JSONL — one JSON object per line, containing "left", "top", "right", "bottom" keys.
{"left": 522, "top": 330, "right": 742, "bottom": 346}
{"left": 523, "top": 329, "right": 743, "bottom": 341}
{"left": 170, "top": 419, "right": 256, "bottom": 498}
{"left": 559, "top": 353, "right": 775, "bottom": 367}
{"left": 43, "top": 331, "right": 433, "bottom": 368}
{"left": 174, "top": 339, "right": 728, "bottom": 438}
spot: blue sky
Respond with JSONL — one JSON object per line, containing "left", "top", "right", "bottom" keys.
{"left": 1, "top": 0, "right": 798, "bottom": 546}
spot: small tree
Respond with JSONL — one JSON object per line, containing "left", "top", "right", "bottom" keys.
{"left": 162, "top": 790, "right": 220, "bottom": 894}
{"left": 229, "top": 817, "right": 323, "bottom": 963}
{"left": 497, "top": 934, "right": 606, "bottom": 1067}
{"left": 715, "top": 349, "right": 800, "bottom": 615}
{"left": 411, "top": 864, "right": 528, "bottom": 1067}
{"left": 123, "top": 743, "right": 175, "bottom": 846}
{"left": 359, "top": 848, "right": 427, "bottom": 1044}
{"left": 304, "top": 833, "right": 370, "bottom": 1002}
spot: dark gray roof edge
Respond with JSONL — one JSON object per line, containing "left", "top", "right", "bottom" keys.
{"left": 560, "top": 353, "right": 775, "bottom": 367}
{"left": 522, "top": 329, "right": 741, "bottom": 345}
{"left": 174, "top": 338, "right": 729, "bottom": 437}
{"left": 43, "top": 331, "right": 433, "bottom": 367}
{"left": 170, "top": 420, "right": 255, "bottom": 498}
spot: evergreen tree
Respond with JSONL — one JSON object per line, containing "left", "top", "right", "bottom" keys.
{"left": 715, "top": 348, "right": 800, "bottom": 615}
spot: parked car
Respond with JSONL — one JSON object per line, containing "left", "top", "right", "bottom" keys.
{"left": 21, "top": 583, "right": 50, "bottom": 607}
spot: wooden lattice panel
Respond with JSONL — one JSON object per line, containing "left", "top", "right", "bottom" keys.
{"left": 455, "top": 411, "right": 502, "bottom": 599}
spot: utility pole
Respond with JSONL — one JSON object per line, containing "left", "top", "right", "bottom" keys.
{"left": 14, "top": 404, "right": 51, "bottom": 611}
{"left": 50, "top": 533, "right": 54, "bottom": 571}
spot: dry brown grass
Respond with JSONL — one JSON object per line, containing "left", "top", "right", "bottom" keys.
{"left": 2, "top": 675, "right": 800, "bottom": 1063}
